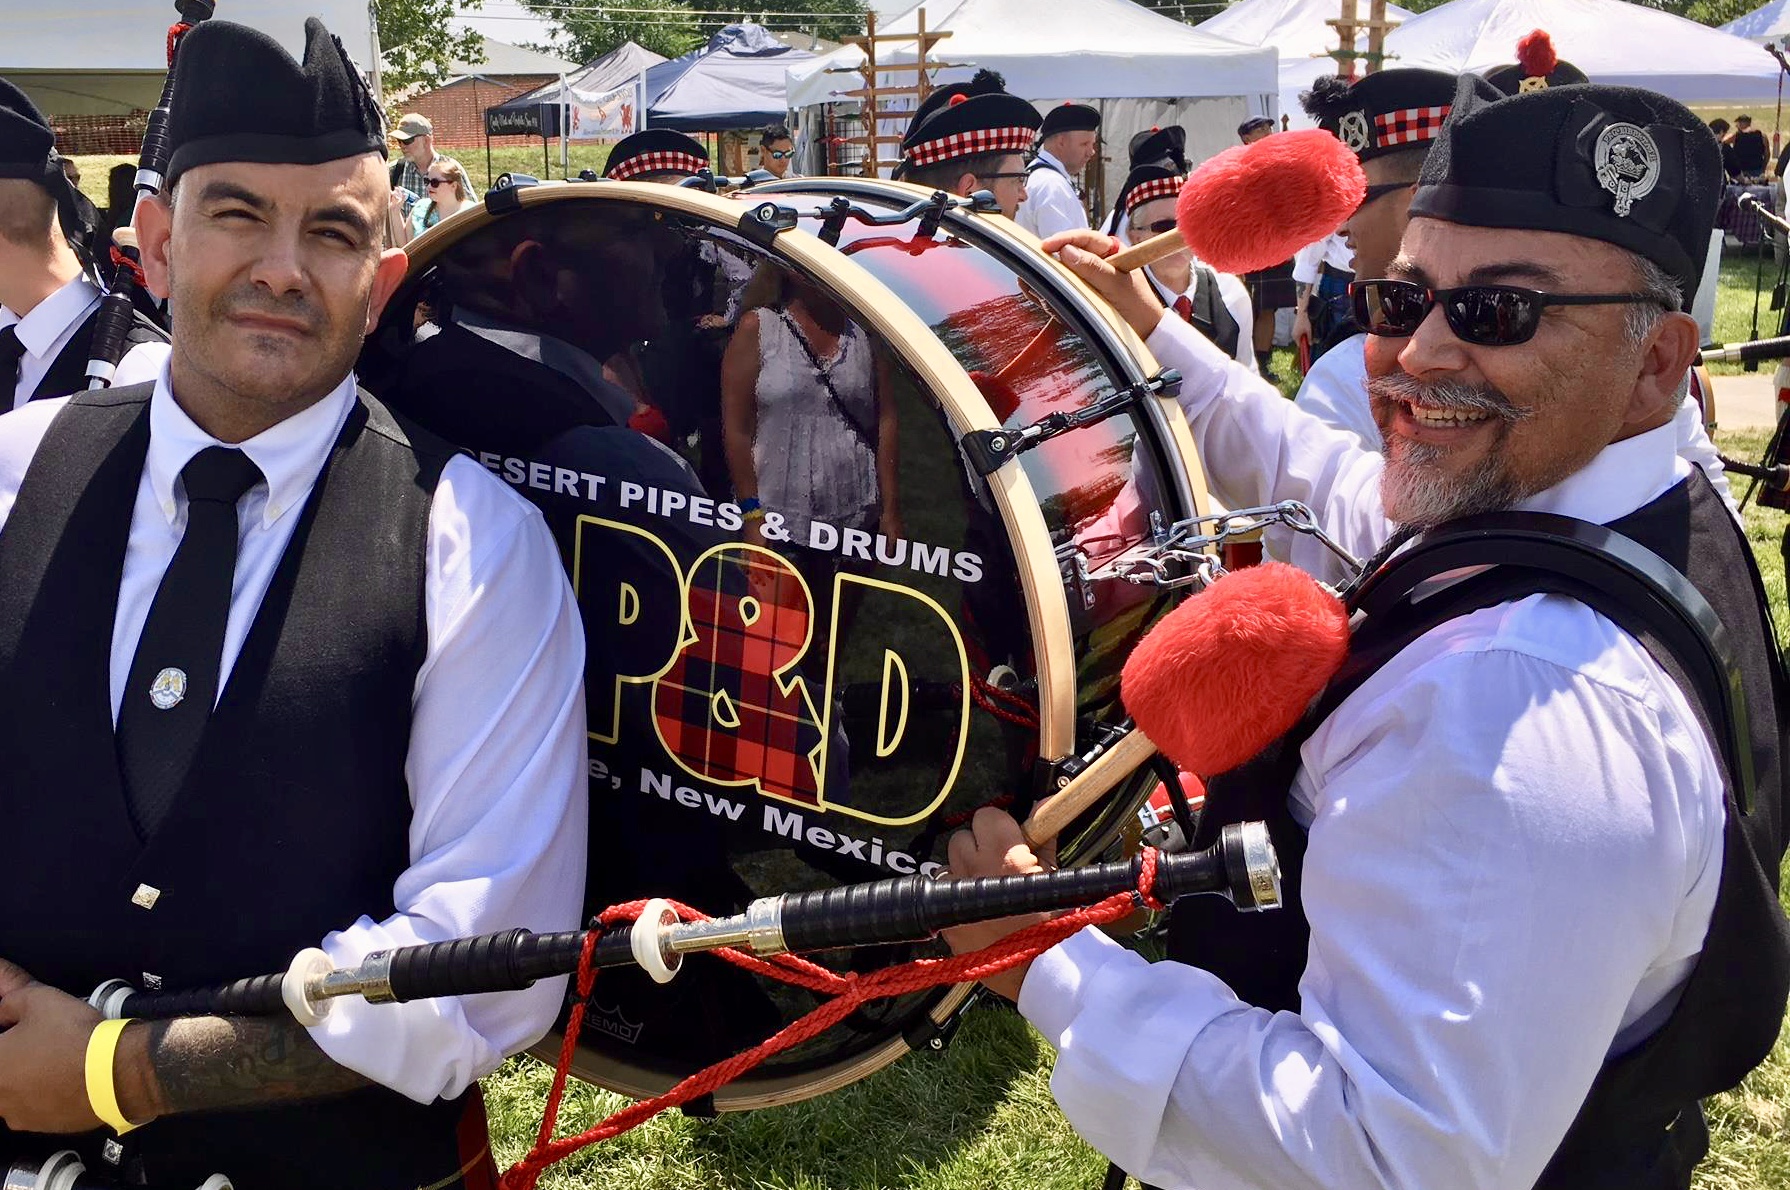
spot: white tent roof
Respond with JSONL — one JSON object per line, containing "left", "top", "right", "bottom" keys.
{"left": 786, "top": 0, "right": 1277, "bottom": 109}
{"left": 1722, "top": 1, "right": 1790, "bottom": 45}
{"left": 1385, "top": 0, "right": 1783, "bottom": 104}
{"left": 0, "top": 1, "right": 375, "bottom": 115}
{"left": 1197, "top": 0, "right": 1415, "bottom": 126}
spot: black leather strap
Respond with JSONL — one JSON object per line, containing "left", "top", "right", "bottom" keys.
{"left": 1352, "top": 511, "right": 1756, "bottom": 811}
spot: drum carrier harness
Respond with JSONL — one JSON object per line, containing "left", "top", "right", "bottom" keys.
{"left": 1124, "top": 471, "right": 1790, "bottom": 1190}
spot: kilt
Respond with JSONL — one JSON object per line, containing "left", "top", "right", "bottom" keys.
{"left": 1242, "top": 257, "right": 1297, "bottom": 311}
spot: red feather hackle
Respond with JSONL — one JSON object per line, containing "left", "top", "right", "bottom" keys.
{"left": 1174, "top": 130, "right": 1366, "bottom": 276}
{"left": 1517, "top": 29, "right": 1558, "bottom": 79}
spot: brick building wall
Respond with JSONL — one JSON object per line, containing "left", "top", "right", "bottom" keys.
{"left": 403, "top": 74, "right": 556, "bottom": 148}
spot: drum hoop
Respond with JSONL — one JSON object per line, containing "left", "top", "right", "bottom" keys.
{"left": 747, "top": 176, "right": 1213, "bottom": 562}
{"left": 400, "top": 180, "right": 1077, "bottom": 763}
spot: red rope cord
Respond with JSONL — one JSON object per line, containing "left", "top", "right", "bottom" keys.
{"left": 499, "top": 849, "right": 1167, "bottom": 1189}
{"left": 967, "top": 673, "right": 1039, "bottom": 728}
{"left": 108, "top": 246, "right": 147, "bottom": 291}
{"left": 167, "top": 22, "right": 192, "bottom": 67}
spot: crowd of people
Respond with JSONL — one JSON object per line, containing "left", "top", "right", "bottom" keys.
{"left": 0, "top": 9, "right": 1784, "bottom": 1190}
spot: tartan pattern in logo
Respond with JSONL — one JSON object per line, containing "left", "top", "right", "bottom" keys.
{"left": 609, "top": 150, "right": 708, "bottom": 180}
{"left": 1375, "top": 105, "right": 1451, "bottom": 147}
{"left": 906, "top": 125, "right": 1038, "bottom": 167}
{"left": 653, "top": 551, "right": 823, "bottom": 806}
{"left": 1125, "top": 174, "right": 1187, "bottom": 213}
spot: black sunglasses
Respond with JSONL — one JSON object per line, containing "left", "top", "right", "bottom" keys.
{"left": 1142, "top": 217, "right": 1178, "bottom": 236}
{"left": 979, "top": 171, "right": 1029, "bottom": 181}
{"left": 1352, "top": 278, "right": 1668, "bottom": 347}
{"left": 425, "top": 177, "right": 452, "bottom": 188}
{"left": 766, "top": 149, "right": 795, "bottom": 159}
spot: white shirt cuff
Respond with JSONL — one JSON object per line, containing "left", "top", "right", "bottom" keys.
{"left": 1018, "top": 925, "right": 1130, "bottom": 1044}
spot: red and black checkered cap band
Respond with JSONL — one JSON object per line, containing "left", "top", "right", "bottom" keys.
{"left": 1125, "top": 174, "right": 1186, "bottom": 213}
{"left": 906, "top": 125, "right": 1037, "bottom": 168}
{"left": 1375, "top": 105, "right": 1451, "bottom": 147}
{"left": 608, "top": 150, "right": 708, "bottom": 180}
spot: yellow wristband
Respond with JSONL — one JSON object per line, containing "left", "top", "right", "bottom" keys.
{"left": 85, "top": 1018, "right": 139, "bottom": 1136}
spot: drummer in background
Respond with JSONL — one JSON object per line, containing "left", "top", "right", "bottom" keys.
{"left": 0, "top": 18, "right": 586, "bottom": 1188}
{"left": 1015, "top": 101, "right": 1099, "bottom": 240}
{"left": 894, "top": 70, "right": 1043, "bottom": 221}
{"left": 1112, "top": 125, "right": 1256, "bottom": 374}
{"left": 958, "top": 75, "right": 1789, "bottom": 1190}
{"left": 0, "top": 80, "right": 166, "bottom": 407}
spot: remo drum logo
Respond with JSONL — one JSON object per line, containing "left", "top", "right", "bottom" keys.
{"left": 574, "top": 516, "right": 971, "bottom": 827}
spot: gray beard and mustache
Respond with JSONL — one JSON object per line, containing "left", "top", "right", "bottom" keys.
{"left": 1369, "top": 372, "right": 1533, "bottom": 528}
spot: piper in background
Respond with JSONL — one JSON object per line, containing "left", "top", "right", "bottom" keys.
{"left": 0, "top": 18, "right": 586, "bottom": 1188}
{"left": 1016, "top": 101, "right": 1100, "bottom": 240}
{"left": 894, "top": 70, "right": 1042, "bottom": 221}
{"left": 0, "top": 81, "right": 166, "bottom": 407}
{"left": 953, "top": 76, "right": 1789, "bottom": 1190}
{"left": 603, "top": 127, "right": 711, "bottom": 183}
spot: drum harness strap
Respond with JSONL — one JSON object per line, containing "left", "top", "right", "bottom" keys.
{"left": 502, "top": 852, "right": 1176, "bottom": 1189}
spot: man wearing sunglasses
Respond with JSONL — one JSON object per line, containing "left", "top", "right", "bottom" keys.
{"left": 758, "top": 124, "right": 799, "bottom": 180}
{"left": 894, "top": 73, "right": 1041, "bottom": 222}
{"left": 948, "top": 76, "right": 1789, "bottom": 1190}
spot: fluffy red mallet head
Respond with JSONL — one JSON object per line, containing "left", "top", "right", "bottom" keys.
{"left": 1517, "top": 29, "right": 1558, "bottom": 79}
{"left": 1121, "top": 561, "right": 1349, "bottom": 776}
{"left": 1174, "top": 130, "right": 1366, "bottom": 276}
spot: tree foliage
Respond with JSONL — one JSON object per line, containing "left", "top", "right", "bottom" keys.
{"left": 376, "top": 0, "right": 486, "bottom": 98}
{"left": 518, "top": 1, "right": 868, "bottom": 63}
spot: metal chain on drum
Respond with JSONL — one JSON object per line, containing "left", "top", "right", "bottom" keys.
{"left": 1074, "top": 500, "right": 1362, "bottom": 592}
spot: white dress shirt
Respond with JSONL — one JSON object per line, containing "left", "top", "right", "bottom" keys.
{"left": 1291, "top": 232, "right": 1355, "bottom": 286}
{"left": 1292, "top": 332, "right": 1377, "bottom": 450}
{"left": 1015, "top": 149, "right": 1089, "bottom": 240}
{"left": 1147, "top": 265, "right": 1258, "bottom": 374}
{"left": 0, "top": 363, "right": 589, "bottom": 1105}
{"left": 1019, "top": 311, "right": 1727, "bottom": 1190}
{"left": 0, "top": 275, "right": 166, "bottom": 409}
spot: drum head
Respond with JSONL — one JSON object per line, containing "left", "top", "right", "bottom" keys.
{"left": 358, "top": 181, "right": 1201, "bottom": 1108}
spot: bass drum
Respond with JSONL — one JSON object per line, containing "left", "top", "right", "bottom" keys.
{"left": 357, "top": 179, "right": 1207, "bottom": 1109}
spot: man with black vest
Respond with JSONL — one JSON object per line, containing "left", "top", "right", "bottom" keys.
{"left": 0, "top": 80, "right": 166, "bottom": 407}
{"left": 1016, "top": 101, "right": 1099, "bottom": 240}
{"left": 0, "top": 17, "right": 586, "bottom": 1190}
{"left": 950, "top": 77, "right": 1789, "bottom": 1190}
{"left": 1110, "top": 126, "right": 1255, "bottom": 374}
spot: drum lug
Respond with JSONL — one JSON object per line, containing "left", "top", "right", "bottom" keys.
{"left": 1034, "top": 722, "right": 1135, "bottom": 801}
{"left": 958, "top": 371, "right": 1182, "bottom": 476}
{"left": 903, "top": 997, "right": 970, "bottom": 1054}
{"left": 736, "top": 201, "right": 800, "bottom": 248}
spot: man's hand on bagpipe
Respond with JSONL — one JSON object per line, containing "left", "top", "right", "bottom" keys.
{"left": 0, "top": 957, "right": 107, "bottom": 1135}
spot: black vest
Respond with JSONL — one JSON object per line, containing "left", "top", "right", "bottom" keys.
{"left": 1157, "top": 266, "right": 1242, "bottom": 364}
{"left": 28, "top": 301, "right": 168, "bottom": 404}
{"left": 0, "top": 385, "right": 496, "bottom": 1190}
{"left": 1170, "top": 471, "right": 1789, "bottom": 1189}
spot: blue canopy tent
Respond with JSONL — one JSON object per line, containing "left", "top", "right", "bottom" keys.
{"left": 646, "top": 23, "right": 815, "bottom": 130}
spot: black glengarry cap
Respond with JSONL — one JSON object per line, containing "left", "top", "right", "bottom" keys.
{"left": 165, "top": 17, "right": 386, "bottom": 185}
{"left": 1303, "top": 68, "right": 1460, "bottom": 163}
{"left": 1039, "top": 102, "right": 1100, "bottom": 138}
{"left": 0, "top": 78, "right": 58, "bottom": 185}
{"left": 1410, "top": 76, "right": 1721, "bottom": 302}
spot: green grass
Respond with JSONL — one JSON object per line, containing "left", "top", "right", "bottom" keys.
{"left": 480, "top": 435, "right": 1790, "bottom": 1189}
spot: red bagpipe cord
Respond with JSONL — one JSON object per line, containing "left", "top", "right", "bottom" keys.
{"left": 109, "top": 246, "right": 148, "bottom": 291}
{"left": 167, "top": 22, "right": 192, "bottom": 66}
{"left": 499, "top": 848, "right": 1169, "bottom": 1190}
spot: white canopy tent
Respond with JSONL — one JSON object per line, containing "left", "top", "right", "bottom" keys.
{"left": 1385, "top": 0, "right": 1783, "bottom": 104}
{"left": 1723, "top": 1, "right": 1790, "bottom": 47}
{"left": 1197, "top": 0, "right": 1415, "bottom": 128}
{"left": 786, "top": 0, "right": 1276, "bottom": 201}
{"left": 0, "top": 1, "right": 377, "bottom": 116}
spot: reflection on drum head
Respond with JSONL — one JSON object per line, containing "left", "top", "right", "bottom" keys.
{"left": 357, "top": 183, "right": 1194, "bottom": 1107}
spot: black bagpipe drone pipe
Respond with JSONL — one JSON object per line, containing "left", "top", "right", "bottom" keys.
{"left": 80, "top": 0, "right": 213, "bottom": 391}
{"left": 89, "top": 560, "right": 1354, "bottom": 1028}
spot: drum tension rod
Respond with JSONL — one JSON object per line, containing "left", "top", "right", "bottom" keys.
{"left": 766, "top": 192, "right": 996, "bottom": 247}
{"left": 960, "top": 371, "right": 1183, "bottom": 476}
{"left": 1033, "top": 720, "right": 1136, "bottom": 804}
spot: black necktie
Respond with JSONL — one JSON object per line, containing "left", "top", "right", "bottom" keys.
{"left": 0, "top": 326, "right": 24, "bottom": 406}
{"left": 116, "top": 446, "right": 264, "bottom": 840}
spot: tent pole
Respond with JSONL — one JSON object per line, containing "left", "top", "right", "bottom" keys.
{"left": 560, "top": 72, "right": 570, "bottom": 178}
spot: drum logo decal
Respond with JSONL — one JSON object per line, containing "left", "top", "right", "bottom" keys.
{"left": 574, "top": 518, "right": 971, "bottom": 827}
{"left": 1593, "top": 123, "right": 1659, "bottom": 218}
{"left": 149, "top": 667, "right": 187, "bottom": 711}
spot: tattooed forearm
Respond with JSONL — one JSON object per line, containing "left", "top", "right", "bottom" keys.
{"left": 118, "top": 1014, "right": 372, "bottom": 1120}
